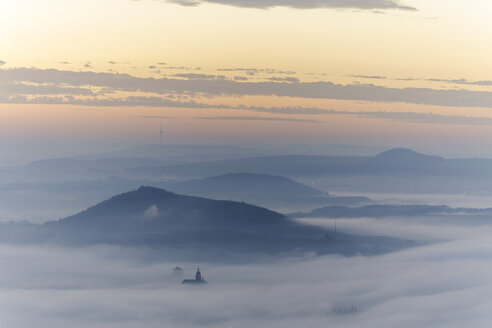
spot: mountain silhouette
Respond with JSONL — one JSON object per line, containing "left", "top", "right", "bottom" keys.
{"left": 126, "top": 148, "right": 492, "bottom": 194}
{"left": 129, "top": 148, "right": 449, "bottom": 179}
{"left": 374, "top": 148, "right": 443, "bottom": 163}
{"left": 31, "top": 186, "right": 413, "bottom": 259}
{"left": 47, "top": 186, "right": 289, "bottom": 233}
{"left": 167, "top": 173, "right": 370, "bottom": 211}
{"left": 171, "top": 173, "right": 326, "bottom": 198}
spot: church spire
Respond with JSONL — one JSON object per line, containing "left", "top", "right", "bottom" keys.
{"left": 195, "top": 267, "right": 202, "bottom": 281}
{"left": 182, "top": 266, "right": 207, "bottom": 284}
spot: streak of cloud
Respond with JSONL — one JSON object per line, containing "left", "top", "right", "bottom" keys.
{"left": 164, "top": 0, "right": 417, "bottom": 11}
{"left": 351, "top": 75, "right": 387, "bottom": 79}
{"left": 173, "top": 73, "right": 227, "bottom": 80}
{"left": 427, "top": 78, "right": 492, "bottom": 87}
{"left": 196, "top": 116, "right": 321, "bottom": 123}
{"left": 2, "top": 67, "right": 492, "bottom": 108}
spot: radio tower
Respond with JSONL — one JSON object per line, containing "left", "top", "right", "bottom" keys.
{"left": 159, "top": 124, "right": 163, "bottom": 146}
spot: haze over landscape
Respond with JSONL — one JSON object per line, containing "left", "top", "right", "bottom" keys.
{"left": 2, "top": 0, "right": 492, "bottom": 327}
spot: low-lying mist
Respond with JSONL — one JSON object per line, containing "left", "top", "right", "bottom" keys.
{"left": 2, "top": 216, "right": 492, "bottom": 328}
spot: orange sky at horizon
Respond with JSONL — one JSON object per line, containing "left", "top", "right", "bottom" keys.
{"left": 1, "top": 103, "right": 491, "bottom": 152}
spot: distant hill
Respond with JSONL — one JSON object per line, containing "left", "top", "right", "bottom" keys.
{"left": 289, "top": 204, "right": 492, "bottom": 219}
{"left": 168, "top": 173, "right": 369, "bottom": 211}
{"left": 127, "top": 148, "right": 492, "bottom": 194}
{"left": 171, "top": 173, "right": 326, "bottom": 198}
{"left": 0, "top": 186, "right": 413, "bottom": 260}
{"left": 128, "top": 148, "right": 450, "bottom": 179}
{"left": 374, "top": 148, "right": 443, "bottom": 162}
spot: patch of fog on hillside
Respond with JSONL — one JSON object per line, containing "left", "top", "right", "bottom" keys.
{"left": 298, "top": 216, "right": 492, "bottom": 241}
{"left": 1, "top": 217, "right": 492, "bottom": 327}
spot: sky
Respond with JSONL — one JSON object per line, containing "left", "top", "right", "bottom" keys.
{"left": 2, "top": 0, "right": 492, "bottom": 161}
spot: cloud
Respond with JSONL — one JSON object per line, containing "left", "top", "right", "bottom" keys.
{"left": 0, "top": 81, "right": 95, "bottom": 96}
{"left": 393, "top": 77, "right": 492, "bottom": 86}
{"left": 314, "top": 109, "right": 492, "bottom": 126}
{"left": 344, "top": 110, "right": 492, "bottom": 125}
{"left": 0, "top": 60, "right": 7, "bottom": 66}
{"left": 268, "top": 76, "right": 300, "bottom": 83}
{"left": 217, "top": 67, "right": 296, "bottom": 75}
{"left": 196, "top": 116, "right": 321, "bottom": 123}
{"left": 144, "top": 205, "right": 159, "bottom": 218}
{"left": 232, "top": 106, "right": 492, "bottom": 126}
{"left": 3, "top": 67, "right": 492, "bottom": 109}
{"left": 427, "top": 78, "right": 492, "bottom": 87}
{"left": 173, "top": 73, "right": 227, "bottom": 80}
{"left": 0, "top": 71, "right": 492, "bottom": 125}
{"left": 0, "top": 93, "right": 210, "bottom": 108}
{"left": 139, "top": 115, "right": 176, "bottom": 119}
{"left": 235, "top": 105, "right": 334, "bottom": 115}
{"left": 21, "top": 75, "right": 492, "bottom": 131}
{"left": 165, "top": 0, "right": 417, "bottom": 11}
{"left": 352, "top": 75, "right": 387, "bottom": 79}
{"left": 165, "top": 66, "right": 196, "bottom": 70}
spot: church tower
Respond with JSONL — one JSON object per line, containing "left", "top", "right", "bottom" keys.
{"left": 182, "top": 267, "right": 207, "bottom": 284}
{"left": 195, "top": 268, "right": 202, "bottom": 281}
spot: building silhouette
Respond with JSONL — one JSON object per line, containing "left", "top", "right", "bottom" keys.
{"left": 182, "top": 267, "right": 207, "bottom": 284}
{"left": 173, "top": 266, "right": 184, "bottom": 276}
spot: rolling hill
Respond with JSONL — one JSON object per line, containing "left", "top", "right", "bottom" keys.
{"left": 0, "top": 186, "right": 414, "bottom": 260}
{"left": 167, "top": 173, "right": 369, "bottom": 211}
{"left": 126, "top": 148, "right": 492, "bottom": 194}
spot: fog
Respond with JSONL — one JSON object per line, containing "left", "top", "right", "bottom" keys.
{"left": 2, "top": 215, "right": 492, "bottom": 328}
{"left": 299, "top": 217, "right": 492, "bottom": 241}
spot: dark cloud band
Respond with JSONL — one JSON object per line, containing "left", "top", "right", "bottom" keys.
{"left": 165, "top": 0, "right": 416, "bottom": 11}
{"left": 2, "top": 67, "right": 492, "bottom": 108}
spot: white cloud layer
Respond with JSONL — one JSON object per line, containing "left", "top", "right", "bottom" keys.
{"left": 1, "top": 217, "right": 492, "bottom": 327}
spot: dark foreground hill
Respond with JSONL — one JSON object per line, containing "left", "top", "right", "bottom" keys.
{"left": 0, "top": 187, "right": 413, "bottom": 261}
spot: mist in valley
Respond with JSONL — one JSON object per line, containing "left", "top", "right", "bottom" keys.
{"left": 1, "top": 216, "right": 492, "bottom": 328}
